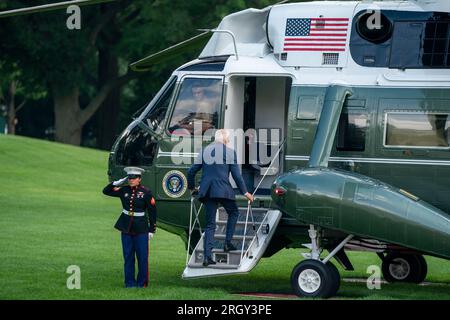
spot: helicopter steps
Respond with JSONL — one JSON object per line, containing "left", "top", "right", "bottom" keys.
{"left": 182, "top": 207, "right": 282, "bottom": 278}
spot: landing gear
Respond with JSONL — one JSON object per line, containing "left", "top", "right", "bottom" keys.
{"left": 291, "top": 260, "right": 340, "bottom": 298}
{"left": 415, "top": 255, "right": 428, "bottom": 283}
{"left": 291, "top": 225, "right": 352, "bottom": 298}
{"left": 381, "top": 253, "right": 428, "bottom": 283}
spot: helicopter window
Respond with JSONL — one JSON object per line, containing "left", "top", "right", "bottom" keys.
{"left": 115, "top": 125, "right": 158, "bottom": 166}
{"left": 422, "top": 21, "right": 450, "bottom": 68}
{"left": 179, "top": 62, "right": 225, "bottom": 72}
{"left": 143, "top": 77, "right": 177, "bottom": 132}
{"left": 297, "top": 96, "right": 319, "bottom": 120}
{"left": 385, "top": 113, "right": 450, "bottom": 149}
{"left": 168, "top": 78, "right": 222, "bottom": 136}
{"left": 336, "top": 113, "right": 367, "bottom": 152}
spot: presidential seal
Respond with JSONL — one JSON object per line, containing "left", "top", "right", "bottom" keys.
{"left": 162, "top": 170, "right": 188, "bottom": 198}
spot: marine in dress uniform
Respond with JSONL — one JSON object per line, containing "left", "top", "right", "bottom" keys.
{"left": 102, "top": 167, "right": 157, "bottom": 288}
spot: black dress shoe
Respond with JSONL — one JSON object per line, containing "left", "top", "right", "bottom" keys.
{"left": 202, "top": 258, "right": 216, "bottom": 267}
{"left": 223, "top": 242, "right": 237, "bottom": 252}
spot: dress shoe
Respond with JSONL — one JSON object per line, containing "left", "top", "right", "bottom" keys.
{"left": 223, "top": 242, "right": 237, "bottom": 252}
{"left": 202, "top": 257, "right": 216, "bottom": 267}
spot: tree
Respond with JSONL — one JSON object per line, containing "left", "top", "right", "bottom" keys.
{"left": 0, "top": 0, "right": 138, "bottom": 145}
{"left": 0, "top": 62, "right": 39, "bottom": 135}
{"left": 0, "top": 0, "right": 277, "bottom": 147}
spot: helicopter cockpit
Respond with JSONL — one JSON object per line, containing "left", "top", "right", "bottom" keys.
{"left": 113, "top": 76, "right": 177, "bottom": 168}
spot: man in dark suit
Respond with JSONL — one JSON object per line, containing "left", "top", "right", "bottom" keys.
{"left": 187, "top": 129, "right": 254, "bottom": 267}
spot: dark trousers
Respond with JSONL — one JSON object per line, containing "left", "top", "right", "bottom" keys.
{"left": 204, "top": 198, "right": 240, "bottom": 260}
{"left": 121, "top": 232, "right": 148, "bottom": 288}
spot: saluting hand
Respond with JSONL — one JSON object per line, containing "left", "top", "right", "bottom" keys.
{"left": 113, "top": 176, "right": 128, "bottom": 186}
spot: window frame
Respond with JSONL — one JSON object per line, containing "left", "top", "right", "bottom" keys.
{"left": 383, "top": 111, "right": 450, "bottom": 150}
{"left": 165, "top": 74, "right": 225, "bottom": 137}
{"left": 137, "top": 76, "right": 178, "bottom": 134}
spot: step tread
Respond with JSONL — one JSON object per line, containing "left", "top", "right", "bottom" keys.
{"left": 206, "top": 239, "right": 251, "bottom": 249}
{"left": 214, "top": 234, "right": 256, "bottom": 240}
{"left": 188, "top": 263, "right": 239, "bottom": 269}
{"left": 196, "top": 248, "right": 243, "bottom": 254}
{"left": 217, "top": 215, "right": 266, "bottom": 223}
{"left": 215, "top": 220, "right": 263, "bottom": 226}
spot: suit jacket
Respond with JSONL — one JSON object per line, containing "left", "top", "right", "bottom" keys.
{"left": 187, "top": 142, "right": 248, "bottom": 201}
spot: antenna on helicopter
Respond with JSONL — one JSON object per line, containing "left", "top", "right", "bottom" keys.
{"left": 129, "top": 31, "right": 212, "bottom": 72}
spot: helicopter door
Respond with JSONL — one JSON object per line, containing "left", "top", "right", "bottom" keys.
{"left": 155, "top": 76, "right": 224, "bottom": 201}
{"left": 224, "top": 76, "right": 290, "bottom": 195}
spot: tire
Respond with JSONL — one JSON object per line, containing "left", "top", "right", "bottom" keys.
{"left": 381, "top": 253, "right": 422, "bottom": 283}
{"left": 326, "top": 261, "right": 341, "bottom": 297}
{"left": 414, "top": 255, "right": 428, "bottom": 284}
{"left": 291, "top": 259, "right": 337, "bottom": 298}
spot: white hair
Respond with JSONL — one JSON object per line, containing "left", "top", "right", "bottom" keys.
{"left": 215, "top": 129, "right": 230, "bottom": 145}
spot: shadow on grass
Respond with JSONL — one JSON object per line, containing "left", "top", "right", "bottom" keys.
{"left": 175, "top": 272, "right": 450, "bottom": 300}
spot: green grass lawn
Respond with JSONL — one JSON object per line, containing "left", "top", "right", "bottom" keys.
{"left": 1, "top": 134, "right": 449, "bottom": 300}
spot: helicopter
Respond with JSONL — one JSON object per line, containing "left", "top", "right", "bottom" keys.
{"left": 2, "top": 0, "right": 450, "bottom": 298}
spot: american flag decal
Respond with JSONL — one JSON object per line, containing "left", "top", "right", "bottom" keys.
{"left": 284, "top": 18, "right": 349, "bottom": 52}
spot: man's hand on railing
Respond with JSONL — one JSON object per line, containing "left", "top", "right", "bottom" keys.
{"left": 191, "top": 187, "right": 199, "bottom": 196}
{"left": 245, "top": 192, "right": 254, "bottom": 203}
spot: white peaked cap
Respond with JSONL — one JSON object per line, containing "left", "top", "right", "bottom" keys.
{"left": 124, "top": 167, "right": 145, "bottom": 175}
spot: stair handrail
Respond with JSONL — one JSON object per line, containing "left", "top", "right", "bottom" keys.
{"left": 252, "top": 137, "right": 286, "bottom": 195}
{"left": 240, "top": 210, "right": 271, "bottom": 266}
{"left": 186, "top": 196, "right": 204, "bottom": 266}
{"left": 239, "top": 138, "right": 286, "bottom": 265}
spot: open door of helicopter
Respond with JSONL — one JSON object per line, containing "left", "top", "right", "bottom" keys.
{"left": 224, "top": 75, "right": 292, "bottom": 197}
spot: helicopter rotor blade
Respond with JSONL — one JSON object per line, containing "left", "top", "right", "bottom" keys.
{"left": 129, "top": 31, "right": 212, "bottom": 72}
{"left": 0, "top": 0, "right": 117, "bottom": 19}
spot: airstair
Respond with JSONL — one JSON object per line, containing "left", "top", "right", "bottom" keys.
{"left": 182, "top": 201, "right": 282, "bottom": 278}
{"left": 182, "top": 139, "right": 285, "bottom": 279}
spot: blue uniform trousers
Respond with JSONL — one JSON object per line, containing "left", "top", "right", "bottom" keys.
{"left": 204, "top": 198, "right": 240, "bottom": 260}
{"left": 121, "top": 232, "right": 148, "bottom": 288}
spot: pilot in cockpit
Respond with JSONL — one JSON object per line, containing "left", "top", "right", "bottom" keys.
{"left": 169, "top": 81, "right": 219, "bottom": 135}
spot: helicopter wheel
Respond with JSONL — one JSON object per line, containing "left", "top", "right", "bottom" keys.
{"left": 381, "top": 253, "right": 425, "bottom": 283}
{"left": 414, "top": 255, "right": 428, "bottom": 283}
{"left": 291, "top": 259, "right": 340, "bottom": 298}
{"left": 326, "top": 261, "right": 341, "bottom": 296}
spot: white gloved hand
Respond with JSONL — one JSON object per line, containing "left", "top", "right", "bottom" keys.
{"left": 113, "top": 177, "right": 128, "bottom": 186}
{"left": 148, "top": 233, "right": 154, "bottom": 240}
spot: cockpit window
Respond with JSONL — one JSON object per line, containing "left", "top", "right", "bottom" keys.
{"left": 168, "top": 78, "right": 222, "bottom": 136}
{"left": 143, "top": 77, "right": 177, "bottom": 132}
{"left": 115, "top": 125, "right": 158, "bottom": 166}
